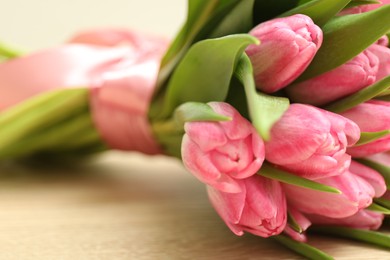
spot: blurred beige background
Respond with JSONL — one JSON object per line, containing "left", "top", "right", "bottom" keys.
{"left": 0, "top": 0, "right": 186, "bottom": 51}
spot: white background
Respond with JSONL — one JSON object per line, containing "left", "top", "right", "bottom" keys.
{"left": 0, "top": 0, "right": 186, "bottom": 51}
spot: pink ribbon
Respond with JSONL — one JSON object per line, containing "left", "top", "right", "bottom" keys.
{"left": 0, "top": 28, "right": 168, "bottom": 154}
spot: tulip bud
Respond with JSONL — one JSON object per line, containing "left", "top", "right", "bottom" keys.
{"left": 341, "top": 100, "right": 390, "bottom": 157}
{"left": 283, "top": 170, "right": 376, "bottom": 218}
{"left": 286, "top": 49, "right": 379, "bottom": 106}
{"left": 182, "top": 102, "right": 265, "bottom": 193}
{"left": 368, "top": 43, "right": 390, "bottom": 81}
{"left": 207, "top": 175, "right": 287, "bottom": 237}
{"left": 245, "top": 14, "right": 323, "bottom": 93}
{"left": 377, "top": 35, "right": 389, "bottom": 47}
{"left": 348, "top": 160, "right": 386, "bottom": 197}
{"left": 308, "top": 210, "right": 384, "bottom": 230}
{"left": 265, "top": 104, "right": 360, "bottom": 179}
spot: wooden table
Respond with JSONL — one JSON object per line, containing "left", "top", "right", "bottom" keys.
{"left": 0, "top": 151, "right": 388, "bottom": 259}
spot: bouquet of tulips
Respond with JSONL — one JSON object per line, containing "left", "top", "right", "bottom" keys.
{"left": 1, "top": 0, "right": 390, "bottom": 258}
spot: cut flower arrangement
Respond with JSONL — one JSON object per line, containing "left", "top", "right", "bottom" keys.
{"left": 1, "top": 0, "right": 390, "bottom": 258}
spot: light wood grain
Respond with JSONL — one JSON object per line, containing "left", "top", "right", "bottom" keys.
{"left": 0, "top": 152, "right": 388, "bottom": 260}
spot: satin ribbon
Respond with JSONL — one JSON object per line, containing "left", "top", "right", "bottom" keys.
{"left": 0, "top": 28, "right": 168, "bottom": 154}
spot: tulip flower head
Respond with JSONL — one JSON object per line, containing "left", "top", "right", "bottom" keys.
{"left": 207, "top": 175, "right": 287, "bottom": 237}
{"left": 246, "top": 14, "right": 323, "bottom": 93}
{"left": 308, "top": 210, "right": 384, "bottom": 230}
{"left": 368, "top": 43, "right": 390, "bottom": 81}
{"left": 286, "top": 49, "right": 379, "bottom": 106}
{"left": 265, "top": 104, "right": 360, "bottom": 179}
{"left": 181, "top": 102, "right": 265, "bottom": 193}
{"left": 341, "top": 100, "right": 390, "bottom": 157}
{"left": 283, "top": 170, "right": 377, "bottom": 218}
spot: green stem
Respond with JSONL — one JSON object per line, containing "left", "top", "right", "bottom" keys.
{"left": 0, "top": 88, "right": 89, "bottom": 150}
{"left": 273, "top": 235, "right": 334, "bottom": 260}
{"left": 0, "top": 109, "right": 102, "bottom": 159}
{"left": 0, "top": 42, "right": 22, "bottom": 59}
{"left": 311, "top": 226, "right": 390, "bottom": 249}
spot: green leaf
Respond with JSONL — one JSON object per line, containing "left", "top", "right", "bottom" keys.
{"left": 174, "top": 102, "right": 231, "bottom": 126}
{"left": 311, "top": 227, "right": 390, "bottom": 249}
{"left": 324, "top": 75, "right": 390, "bottom": 113}
{"left": 355, "top": 158, "right": 390, "bottom": 188}
{"left": 234, "top": 54, "right": 289, "bottom": 140}
{"left": 155, "top": 0, "right": 253, "bottom": 96}
{"left": 345, "top": 0, "right": 381, "bottom": 9}
{"left": 208, "top": 0, "right": 254, "bottom": 38}
{"left": 158, "top": 34, "right": 258, "bottom": 119}
{"left": 355, "top": 130, "right": 390, "bottom": 146}
{"left": 273, "top": 235, "right": 334, "bottom": 260}
{"left": 156, "top": 0, "right": 220, "bottom": 89}
{"left": 287, "top": 212, "right": 303, "bottom": 233}
{"left": 280, "top": 0, "right": 351, "bottom": 26}
{"left": 298, "top": 4, "right": 390, "bottom": 81}
{"left": 258, "top": 163, "right": 342, "bottom": 194}
{"left": 367, "top": 202, "right": 390, "bottom": 215}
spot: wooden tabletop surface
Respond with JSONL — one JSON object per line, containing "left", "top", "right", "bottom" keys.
{"left": 0, "top": 152, "right": 388, "bottom": 260}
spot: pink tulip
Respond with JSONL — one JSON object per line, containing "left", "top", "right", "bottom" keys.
{"left": 368, "top": 152, "right": 390, "bottom": 166}
{"left": 377, "top": 35, "right": 389, "bottom": 46}
{"left": 308, "top": 210, "right": 384, "bottom": 230}
{"left": 265, "top": 104, "right": 360, "bottom": 179}
{"left": 283, "top": 170, "right": 376, "bottom": 218}
{"left": 182, "top": 102, "right": 265, "bottom": 193}
{"left": 341, "top": 100, "right": 390, "bottom": 157}
{"left": 283, "top": 207, "right": 311, "bottom": 242}
{"left": 339, "top": 0, "right": 390, "bottom": 15}
{"left": 207, "top": 175, "right": 287, "bottom": 237}
{"left": 368, "top": 43, "right": 390, "bottom": 81}
{"left": 348, "top": 160, "right": 386, "bottom": 197}
{"left": 286, "top": 49, "right": 379, "bottom": 106}
{"left": 245, "top": 14, "right": 322, "bottom": 93}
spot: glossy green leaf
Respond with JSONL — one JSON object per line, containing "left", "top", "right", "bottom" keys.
{"left": 209, "top": 0, "right": 254, "bottom": 38}
{"left": 367, "top": 202, "right": 390, "bottom": 215}
{"left": 155, "top": 0, "right": 252, "bottom": 95}
{"left": 355, "top": 158, "right": 390, "bottom": 188}
{"left": 312, "top": 227, "right": 390, "bottom": 249}
{"left": 298, "top": 0, "right": 314, "bottom": 5}
{"left": 156, "top": 0, "right": 220, "bottom": 89}
{"left": 159, "top": 34, "right": 258, "bottom": 119}
{"left": 174, "top": 102, "right": 231, "bottom": 126}
{"left": 325, "top": 75, "right": 390, "bottom": 113}
{"left": 298, "top": 4, "right": 390, "bottom": 81}
{"left": 273, "top": 235, "right": 334, "bottom": 260}
{"left": 287, "top": 212, "right": 303, "bottom": 233}
{"left": 280, "top": 0, "right": 351, "bottom": 26}
{"left": 235, "top": 54, "right": 289, "bottom": 140}
{"left": 259, "top": 163, "right": 342, "bottom": 194}
{"left": 355, "top": 130, "right": 390, "bottom": 146}
{"left": 346, "top": 0, "right": 381, "bottom": 9}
